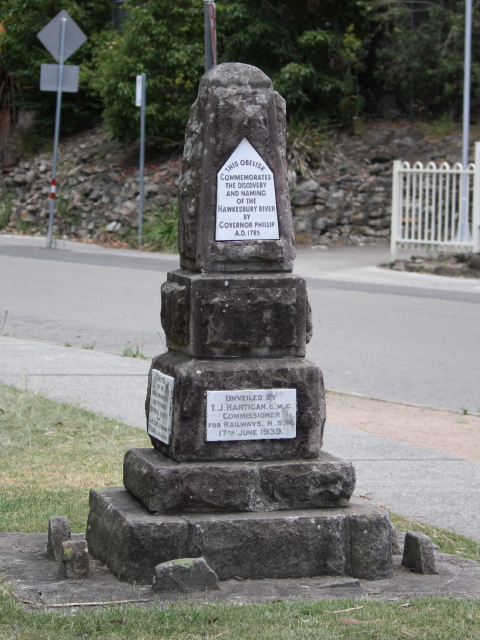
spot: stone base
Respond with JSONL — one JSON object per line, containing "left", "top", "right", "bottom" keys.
{"left": 123, "top": 448, "right": 355, "bottom": 513}
{"left": 146, "top": 351, "right": 325, "bottom": 462}
{"left": 161, "top": 270, "right": 310, "bottom": 358}
{"left": 86, "top": 488, "right": 393, "bottom": 584}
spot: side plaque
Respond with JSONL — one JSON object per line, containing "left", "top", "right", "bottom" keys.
{"left": 216, "top": 138, "right": 279, "bottom": 241}
{"left": 148, "top": 370, "right": 174, "bottom": 444}
{"left": 206, "top": 389, "right": 296, "bottom": 441}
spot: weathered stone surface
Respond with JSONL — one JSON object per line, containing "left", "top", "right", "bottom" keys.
{"left": 86, "top": 488, "right": 188, "bottom": 584}
{"left": 152, "top": 557, "right": 220, "bottom": 593}
{"left": 187, "top": 510, "right": 350, "bottom": 581}
{"left": 178, "top": 63, "right": 295, "bottom": 273}
{"left": 161, "top": 270, "right": 310, "bottom": 357}
{"left": 402, "top": 531, "right": 438, "bottom": 575}
{"left": 59, "top": 540, "right": 90, "bottom": 580}
{"left": 348, "top": 511, "right": 393, "bottom": 580}
{"left": 145, "top": 351, "right": 325, "bottom": 462}
{"left": 86, "top": 488, "right": 393, "bottom": 584}
{"left": 47, "top": 516, "right": 71, "bottom": 561}
{"left": 123, "top": 448, "right": 355, "bottom": 513}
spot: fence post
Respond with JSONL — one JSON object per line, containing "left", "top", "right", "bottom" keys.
{"left": 390, "top": 160, "right": 402, "bottom": 261}
{"left": 473, "top": 142, "right": 480, "bottom": 252}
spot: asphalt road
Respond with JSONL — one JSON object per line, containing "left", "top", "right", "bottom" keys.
{"left": 1, "top": 239, "right": 479, "bottom": 412}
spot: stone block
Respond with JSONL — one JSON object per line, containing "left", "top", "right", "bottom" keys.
{"left": 152, "top": 558, "right": 220, "bottom": 593}
{"left": 161, "top": 270, "right": 310, "bottom": 357}
{"left": 47, "top": 516, "right": 71, "bottom": 561}
{"left": 145, "top": 351, "right": 325, "bottom": 462}
{"left": 402, "top": 531, "right": 438, "bottom": 574}
{"left": 86, "top": 488, "right": 188, "bottom": 584}
{"left": 187, "top": 510, "right": 350, "bottom": 580}
{"left": 86, "top": 488, "right": 393, "bottom": 584}
{"left": 178, "top": 63, "right": 295, "bottom": 273}
{"left": 348, "top": 510, "right": 393, "bottom": 580}
{"left": 123, "top": 448, "right": 355, "bottom": 513}
{"left": 59, "top": 540, "right": 90, "bottom": 580}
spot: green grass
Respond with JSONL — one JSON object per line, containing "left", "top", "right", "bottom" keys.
{"left": 391, "top": 511, "right": 480, "bottom": 564}
{"left": 1, "top": 383, "right": 480, "bottom": 638}
{"left": 0, "top": 383, "right": 150, "bottom": 533}
{"left": 1, "top": 594, "right": 480, "bottom": 639}
{"left": 143, "top": 202, "right": 179, "bottom": 253}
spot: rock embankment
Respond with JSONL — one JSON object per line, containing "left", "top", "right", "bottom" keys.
{"left": 382, "top": 252, "right": 480, "bottom": 278}
{"left": 0, "top": 121, "right": 469, "bottom": 246}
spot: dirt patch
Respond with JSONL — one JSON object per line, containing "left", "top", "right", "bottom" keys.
{"left": 326, "top": 391, "right": 480, "bottom": 463}
{"left": 381, "top": 252, "right": 480, "bottom": 278}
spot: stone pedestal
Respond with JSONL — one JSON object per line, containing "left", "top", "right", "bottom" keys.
{"left": 86, "top": 62, "right": 393, "bottom": 586}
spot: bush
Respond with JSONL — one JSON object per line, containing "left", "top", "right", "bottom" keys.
{"left": 89, "top": 0, "right": 204, "bottom": 144}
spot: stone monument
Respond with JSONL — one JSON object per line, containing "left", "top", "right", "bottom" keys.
{"left": 86, "top": 63, "right": 393, "bottom": 584}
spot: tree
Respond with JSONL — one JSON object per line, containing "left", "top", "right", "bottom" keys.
{"left": 372, "top": 0, "right": 480, "bottom": 117}
{"left": 88, "top": 0, "right": 204, "bottom": 144}
{"left": 90, "top": 0, "right": 370, "bottom": 143}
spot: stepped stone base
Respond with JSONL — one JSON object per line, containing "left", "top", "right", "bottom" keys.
{"left": 123, "top": 448, "right": 355, "bottom": 513}
{"left": 86, "top": 488, "right": 393, "bottom": 584}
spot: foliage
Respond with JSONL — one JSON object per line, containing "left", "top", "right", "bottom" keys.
{"left": 286, "top": 117, "right": 330, "bottom": 180}
{"left": 89, "top": 0, "right": 373, "bottom": 143}
{"left": 0, "top": 189, "right": 13, "bottom": 229}
{"left": 143, "top": 200, "right": 179, "bottom": 252}
{"left": 0, "top": 0, "right": 111, "bottom": 133}
{"left": 88, "top": 0, "right": 204, "bottom": 144}
{"left": 372, "top": 0, "right": 480, "bottom": 118}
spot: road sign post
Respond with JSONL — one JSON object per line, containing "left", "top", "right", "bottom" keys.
{"left": 37, "top": 11, "right": 87, "bottom": 249}
{"left": 136, "top": 73, "right": 147, "bottom": 246}
{"left": 204, "top": 1, "right": 217, "bottom": 72}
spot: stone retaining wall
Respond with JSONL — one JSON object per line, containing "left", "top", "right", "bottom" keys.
{"left": 0, "top": 123, "right": 467, "bottom": 247}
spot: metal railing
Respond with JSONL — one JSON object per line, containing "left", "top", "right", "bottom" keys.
{"left": 390, "top": 141, "right": 480, "bottom": 260}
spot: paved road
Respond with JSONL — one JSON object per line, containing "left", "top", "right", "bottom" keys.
{"left": 1, "top": 236, "right": 479, "bottom": 412}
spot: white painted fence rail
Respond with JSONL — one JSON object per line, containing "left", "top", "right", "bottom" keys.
{"left": 390, "top": 141, "right": 480, "bottom": 260}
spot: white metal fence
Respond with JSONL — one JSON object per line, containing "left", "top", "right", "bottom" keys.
{"left": 390, "top": 141, "right": 480, "bottom": 260}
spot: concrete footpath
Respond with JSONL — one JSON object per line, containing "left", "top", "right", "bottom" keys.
{"left": 1, "top": 235, "right": 480, "bottom": 543}
{"left": 2, "top": 333, "right": 480, "bottom": 542}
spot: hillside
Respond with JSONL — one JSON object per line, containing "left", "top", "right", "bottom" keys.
{"left": 0, "top": 119, "right": 475, "bottom": 249}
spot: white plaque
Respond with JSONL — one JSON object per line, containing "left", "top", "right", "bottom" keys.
{"left": 206, "top": 389, "right": 296, "bottom": 441}
{"left": 147, "top": 370, "right": 174, "bottom": 444}
{"left": 216, "top": 138, "right": 279, "bottom": 241}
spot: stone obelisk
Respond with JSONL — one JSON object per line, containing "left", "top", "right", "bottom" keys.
{"left": 86, "top": 63, "right": 393, "bottom": 584}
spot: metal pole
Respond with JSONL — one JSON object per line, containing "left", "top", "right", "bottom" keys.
{"left": 138, "top": 73, "right": 146, "bottom": 247}
{"left": 204, "top": 1, "right": 216, "bottom": 72}
{"left": 458, "top": 0, "right": 473, "bottom": 243}
{"left": 46, "top": 16, "right": 67, "bottom": 249}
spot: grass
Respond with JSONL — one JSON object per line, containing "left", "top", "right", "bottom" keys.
{"left": 0, "top": 383, "right": 150, "bottom": 533}
{"left": 1, "top": 593, "right": 480, "bottom": 639}
{"left": 423, "top": 113, "right": 457, "bottom": 139}
{"left": 1, "top": 383, "right": 480, "bottom": 639}
{"left": 391, "top": 511, "right": 480, "bottom": 564}
{"left": 143, "top": 202, "right": 179, "bottom": 253}
{"left": 122, "top": 344, "right": 147, "bottom": 359}
{"left": 0, "top": 190, "right": 13, "bottom": 230}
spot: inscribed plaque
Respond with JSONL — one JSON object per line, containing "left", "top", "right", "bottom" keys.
{"left": 216, "top": 138, "right": 279, "bottom": 241}
{"left": 148, "top": 370, "right": 174, "bottom": 444}
{"left": 206, "top": 389, "right": 296, "bottom": 441}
